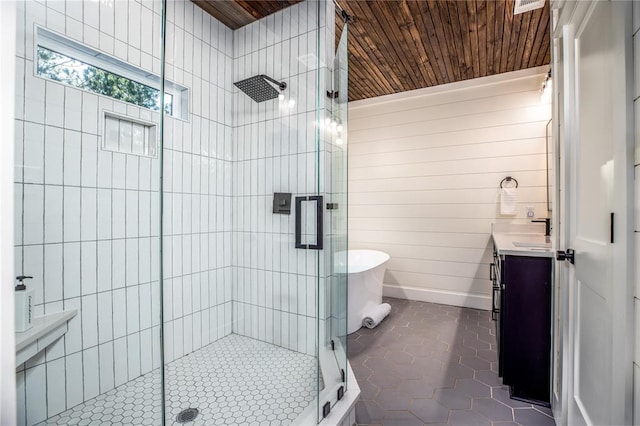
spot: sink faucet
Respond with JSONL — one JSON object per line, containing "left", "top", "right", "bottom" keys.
{"left": 532, "top": 218, "right": 551, "bottom": 237}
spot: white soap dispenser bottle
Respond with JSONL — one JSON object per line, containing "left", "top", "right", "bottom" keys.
{"left": 15, "top": 275, "right": 34, "bottom": 332}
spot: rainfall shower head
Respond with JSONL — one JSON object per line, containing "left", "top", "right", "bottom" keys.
{"left": 234, "top": 74, "right": 287, "bottom": 103}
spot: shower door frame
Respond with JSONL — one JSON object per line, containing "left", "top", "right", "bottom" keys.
{"left": 314, "top": 8, "right": 350, "bottom": 422}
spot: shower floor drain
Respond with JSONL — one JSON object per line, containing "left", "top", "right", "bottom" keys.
{"left": 176, "top": 408, "right": 199, "bottom": 423}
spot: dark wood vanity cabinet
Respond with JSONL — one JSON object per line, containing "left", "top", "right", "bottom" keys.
{"left": 492, "top": 249, "right": 552, "bottom": 406}
{"left": 490, "top": 248, "right": 503, "bottom": 374}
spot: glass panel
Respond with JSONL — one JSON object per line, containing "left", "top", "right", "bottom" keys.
{"left": 323, "top": 14, "right": 350, "bottom": 414}
{"left": 14, "top": 1, "right": 165, "bottom": 425}
{"left": 333, "top": 14, "right": 349, "bottom": 388}
{"left": 162, "top": 1, "right": 322, "bottom": 425}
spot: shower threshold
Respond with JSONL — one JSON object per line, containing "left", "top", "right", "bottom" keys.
{"left": 38, "top": 334, "right": 318, "bottom": 426}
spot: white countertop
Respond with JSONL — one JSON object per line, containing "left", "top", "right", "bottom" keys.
{"left": 491, "top": 223, "right": 554, "bottom": 258}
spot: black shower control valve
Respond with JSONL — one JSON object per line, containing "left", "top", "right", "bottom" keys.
{"left": 272, "top": 192, "right": 292, "bottom": 214}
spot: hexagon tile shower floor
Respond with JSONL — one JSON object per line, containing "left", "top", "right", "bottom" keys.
{"left": 38, "top": 335, "right": 318, "bottom": 425}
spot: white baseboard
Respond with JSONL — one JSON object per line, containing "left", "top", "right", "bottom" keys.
{"left": 383, "top": 284, "right": 492, "bottom": 311}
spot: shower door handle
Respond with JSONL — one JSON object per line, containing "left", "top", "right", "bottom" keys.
{"left": 295, "top": 195, "right": 323, "bottom": 250}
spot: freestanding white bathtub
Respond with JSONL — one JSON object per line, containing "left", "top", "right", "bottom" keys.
{"left": 335, "top": 249, "right": 391, "bottom": 334}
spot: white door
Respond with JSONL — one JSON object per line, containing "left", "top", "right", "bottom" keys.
{"left": 557, "top": 1, "right": 634, "bottom": 425}
{"left": 550, "top": 24, "right": 567, "bottom": 422}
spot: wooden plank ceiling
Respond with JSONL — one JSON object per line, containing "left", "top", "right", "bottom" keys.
{"left": 339, "top": 0, "right": 550, "bottom": 101}
{"left": 193, "top": 0, "right": 551, "bottom": 102}
{"left": 192, "top": 0, "right": 301, "bottom": 30}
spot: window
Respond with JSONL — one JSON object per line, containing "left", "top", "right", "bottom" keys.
{"left": 35, "top": 27, "right": 189, "bottom": 120}
{"left": 37, "top": 46, "right": 173, "bottom": 115}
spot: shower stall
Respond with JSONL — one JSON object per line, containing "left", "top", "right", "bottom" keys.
{"left": 12, "top": 0, "right": 353, "bottom": 424}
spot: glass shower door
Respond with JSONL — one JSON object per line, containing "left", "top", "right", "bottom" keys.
{"left": 14, "top": 1, "right": 166, "bottom": 425}
{"left": 320, "top": 15, "right": 349, "bottom": 416}
{"left": 332, "top": 14, "right": 349, "bottom": 384}
{"left": 162, "top": 1, "right": 323, "bottom": 424}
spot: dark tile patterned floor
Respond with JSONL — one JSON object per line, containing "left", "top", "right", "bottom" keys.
{"left": 348, "top": 297, "right": 556, "bottom": 426}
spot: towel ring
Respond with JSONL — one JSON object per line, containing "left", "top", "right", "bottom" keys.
{"left": 500, "top": 176, "right": 518, "bottom": 189}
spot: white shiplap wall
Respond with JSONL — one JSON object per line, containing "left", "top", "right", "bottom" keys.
{"left": 348, "top": 68, "right": 552, "bottom": 310}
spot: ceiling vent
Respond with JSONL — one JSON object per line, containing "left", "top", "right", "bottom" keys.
{"left": 513, "top": 0, "right": 545, "bottom": 15}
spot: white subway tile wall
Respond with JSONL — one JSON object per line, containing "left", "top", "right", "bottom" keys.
{"left": 13, "top": 0, "right": 233, "bottom": 423}
{"left": 162, "top": 0, "right": 234, "bottom": 367}
{"left": 230, "top": 0, "right": 337, "bottom": 356}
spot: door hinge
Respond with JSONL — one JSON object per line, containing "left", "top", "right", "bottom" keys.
{"left": 337, "top": 385, "right": 345, "bottom": 400}
{"left": 331, "top": 340, "right": 335, "bottom": 351}
{"left": 322, "top": 401, "right": 331, "bottom": 418}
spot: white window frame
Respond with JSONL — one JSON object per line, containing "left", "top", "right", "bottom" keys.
{"left": 35, "top": 26, "right": 189, "bottom": 121}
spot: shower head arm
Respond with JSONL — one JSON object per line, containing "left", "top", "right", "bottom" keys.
{"left": 261, "top": 74, "right": 287, "bottom": 91}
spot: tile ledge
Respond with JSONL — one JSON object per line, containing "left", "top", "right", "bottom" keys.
{"left": 15, "top": 309, "right": 77, "bottom": 352}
